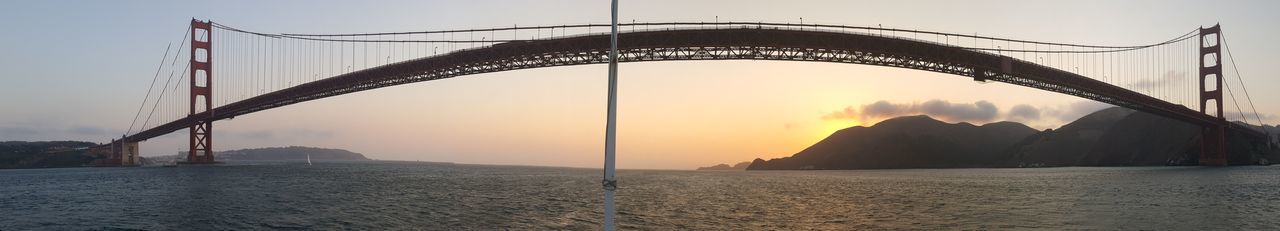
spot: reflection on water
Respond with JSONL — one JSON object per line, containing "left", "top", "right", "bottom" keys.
{"left": 1, "top": 162, "right": 1279, "bottom": 230}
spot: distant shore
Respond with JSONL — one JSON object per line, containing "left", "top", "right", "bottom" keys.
{"left": 0, "top": 144, "right": 370, "bottom": 169}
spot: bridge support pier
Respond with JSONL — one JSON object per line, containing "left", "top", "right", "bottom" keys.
{"left": 91, "top": 139, "right": 139, "bottom": 166}
{"left": 1198, "top": 24, "right": 1227, "bottom": 166}
{"left": 1200, "top": 124, "right": 1227, "bottom": 166}
{"left": 121, "top": 142, "right": 139, "bottom": 166}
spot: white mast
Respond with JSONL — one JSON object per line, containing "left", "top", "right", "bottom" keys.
{"left": 602, "top": 0, "right": 620, "bottom": 230}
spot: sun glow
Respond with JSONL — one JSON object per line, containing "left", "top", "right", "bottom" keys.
{"left": 816, "top": 118, "right": 864, "bottom": 140}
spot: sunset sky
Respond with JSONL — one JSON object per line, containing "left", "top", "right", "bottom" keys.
{"left": 2, "top": 0, "right": 1277, "bottom": 169}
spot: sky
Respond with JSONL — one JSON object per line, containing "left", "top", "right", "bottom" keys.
{"left": 1, "top": 0, "right": 1277, "bottom": 170}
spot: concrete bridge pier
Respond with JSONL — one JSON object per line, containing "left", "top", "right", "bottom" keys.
{"left": 89, "top": 138, "right": 139, "bottom": 167}
{"left": 113, "top": 140, "right": 140, "bottom": 166}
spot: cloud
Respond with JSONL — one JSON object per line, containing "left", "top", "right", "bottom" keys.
{"left": 820, "top": 99, "right": 1128, "bottom": 129}
{"left": 0, "top": 126, "right": 40, "bottom": 138}
{"left": 918, "top": 100, "right": 999, "bottom": 122}
{"left": 284, "top": 129, "right": 334, "bottom": 139}
{"left": 819, "top": 99, "right": 1278, "bottom": 130}
{"left": 1127, "top": 70, "right": 1188, "bottom": 90}
{"left": 1042, "top": 101, "right": 1113, "bottom": 122}
{"left": 237, "top": 130, "right": 275, "bottom": 140}
{"left": 67, "top": 125, "right": 109, "bottom": 135}
{"left": 0, "top": 124, "right": 125, "bottom": 141}
{"left": 820, "top": 106, "right": 858, "bottom": 120}
{"left": 859, "top": 101, "right": 912, "bottom": 119}
{"left": 1006, "top": 104, "right": 1041, "bottom": 122}
{"left": 821, "top": 99, "right": 1000, "bottom": 123}
{"left": 225, "top": 129, "right": 333, "bottom": 141}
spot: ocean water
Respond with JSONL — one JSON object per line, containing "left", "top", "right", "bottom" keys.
{"left": 2, "top": 161, "right": 1280, "bottom": 230}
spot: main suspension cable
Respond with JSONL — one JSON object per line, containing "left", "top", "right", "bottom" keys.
{"left": 126, "top": 43, "right": 171, "bottom": 136}
{"left": 135, "top": 26, "right": 192, "bottom": 134}
{"left": 1220, "top": 32, "right": 1265, "bottom": 128}
{"left": 212, "top": 22, "right": 1198, "bottom": 54}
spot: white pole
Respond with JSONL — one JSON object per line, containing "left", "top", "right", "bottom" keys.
{"left": 603, "top": 0, "right": 620, "bottom": 230}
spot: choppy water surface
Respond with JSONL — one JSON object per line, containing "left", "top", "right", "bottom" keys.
{"left": 3, "top": 162, "right": 1280, "bottom": 230}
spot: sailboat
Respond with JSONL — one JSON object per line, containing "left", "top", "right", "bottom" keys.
{"left": 306, "top": 153, "right": 312, "bottom": 166}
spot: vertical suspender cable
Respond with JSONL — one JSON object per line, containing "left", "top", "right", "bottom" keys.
{"left": 1220, "top": 33, "right": 1265, "bottom": 127}
{"left": 288, "top": 35, "right": 292, "bottom": 87}
{"left": 255, "top": 35, "right": 260, "bottom": 95}
{"left": 345, "top": 38, "right": 350, "bottom": 74}
{"left": 126, "top": 43, "right": 172, "bottom": 136}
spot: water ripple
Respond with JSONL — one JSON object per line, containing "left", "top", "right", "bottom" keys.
{"left": 2, "top": 163, "right": 1279, "bottom": 230}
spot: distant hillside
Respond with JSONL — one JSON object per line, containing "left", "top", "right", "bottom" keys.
{"left": 0, "top": 141, "right": 99, "bottom": 169}
{"left": 1076, "top": 110, "right": 1201, "bottom": 166}
{"left": 697, "top": 161, "right": 751, "bottom": 170}
{"left": 745, "top": 107, "right": 1277, "bottom": 171}
{"left": 215, "top": 146, "right": 370, "bottom": 161}
{"left": 1010, "top": 108, "right": 1274, "bottom": 166}
{"left": 1005, "top": 107, "right": 1137, "bottom": 167}
{"left": 748, "top": 115, "right": 1038, "bottom": 170}
{"left": 155, "top": 146, "right": 370, "bottom": 163}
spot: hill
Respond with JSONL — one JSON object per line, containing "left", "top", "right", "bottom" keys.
{"left": 1010, "top": 108, "right": 1273, "bottom": 166}
{"left": 151, "top": 146, "right": 370, "bottom": 164}
{"left": 1004, "top": 107, "right": 1137, "bottom": 167}
{"left": 697, "top": 161, "right": 751, "bottom": 170}
{"left": 744, "top": 107, "right": 1277, "bottom": 170}
{"left": 747, "top": 115, "right": 1038, "bottom": 170}
{"left": 213, "top": 146, "right": 370, "bottom": 161}
{"left": 0, "top": 141, "right": 99, "bottom": 169}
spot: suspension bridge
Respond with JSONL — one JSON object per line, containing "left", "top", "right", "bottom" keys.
{"left": 90, "top": 18, "right": 1274, "bottom": 168}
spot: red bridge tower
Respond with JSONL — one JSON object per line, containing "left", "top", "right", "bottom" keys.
{"left": 186, "top": 19, "right": 215, "bottom": 164}
{"left": 1199, "top": 25, "right": 1227, "bottom": 166}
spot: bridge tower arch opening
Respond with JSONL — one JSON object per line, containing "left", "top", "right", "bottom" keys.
{"left": 186, "top": 19, "right": 215, "bottom": 164}
{"left": 1198, "top": 24, "right": 1227, "bottom": 166}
